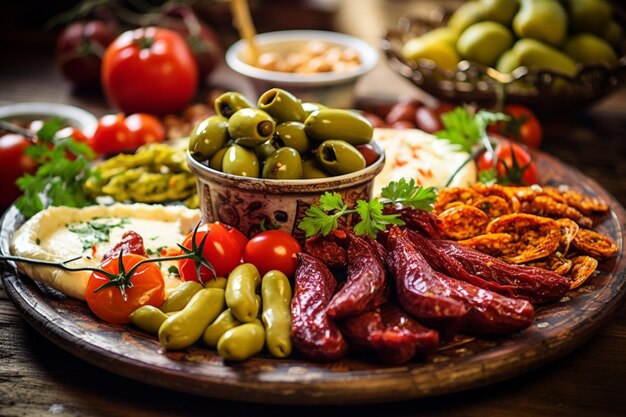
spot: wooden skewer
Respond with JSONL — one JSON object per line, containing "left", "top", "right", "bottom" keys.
{"left": 230, "top": 0, "right": 260, "bottom": 64}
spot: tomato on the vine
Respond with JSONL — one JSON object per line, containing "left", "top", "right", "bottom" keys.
{"left": 476, "top": 137, "right": 538, "bottom": 186}
{"left": 178, "top": 222, "right": 246, "bottom": 283}
{"left": 85, "top": 254, "right": 165, "bottom": 324}
{"left": 243, "top": 230, "right": 301, "bottom": 277}
{"left": 102, "top": 27, "right": 198, "bottom": 114}
{"left": 488, "top": 104, "right": 543, "bottom": 149}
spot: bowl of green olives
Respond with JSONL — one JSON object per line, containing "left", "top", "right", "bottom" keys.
{"left": 186, "top": 88, "right": 385, "bottom": 238}
{"left": 225, "top": 30, "right": 379, "bottom": 108}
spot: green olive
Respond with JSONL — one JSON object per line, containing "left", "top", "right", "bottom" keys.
{"left": 129, "top": 305, "right": 169, "bottom": 334}
{"left": 209, "top": 146, "right": 229, "bottom": 171}
{"left": 217, "top": 319, "right": 265, "bottom": 361}
{"left": 189, "top": 115, "right": 229, "bottom": 161}
{"left": 221, "top": 144, "right": 260, "bottom": 177}
{"left": 302, "top": 158, "right": 330, "bottom": 179}
{"left": 254, "top": 139, "right": 279, "bottom": 162}
{"left": 159, "top": 281, "right": 203, "bottom": 313}
{"left": 262, "top": 147, "right": 303, "bottom": 180}
{"left": 214, "top": 91, "right": 255, "bottom": 118}
{"left": 228, "top": 108, "right": 276, "bottom": 148}
{"left": 274, "top": 121, "right": 311, "bottom": 154}
{"left": 203, "top": 309, "right": 241, "bottom": 348}
{"left": 315, "top": 140, "right": 366, "bottom": 176}
{"left": 302, "top": 102, "right": 328, "bottom": 116}
{"left": 225, "top": 263, "right": 261, "bottom": 323}
{"left": 258, "top": 88, "right": 307, "bottom": 123}
{"left": 304, "top": 109, "right": 373, "bottom": 145}
{"left": 261, "top": 270, "right": 292, "bottom": 358}
{"left": 158, "top": 288, "right": 226, "bottom": 350}
{"left": 205, "top": 276, "right": 228, "bottom": 289}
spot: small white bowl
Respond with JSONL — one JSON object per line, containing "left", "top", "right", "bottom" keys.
{"left": 225, "top": 30, "right": 379, "bottom": 108}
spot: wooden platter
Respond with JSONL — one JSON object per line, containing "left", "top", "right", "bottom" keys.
{"left": 1, "top": 150, "right": 625, "bottom": 405}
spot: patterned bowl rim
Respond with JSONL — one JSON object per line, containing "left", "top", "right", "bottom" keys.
{"left": 186, "top": 141, "right": 385, "bottom": 194}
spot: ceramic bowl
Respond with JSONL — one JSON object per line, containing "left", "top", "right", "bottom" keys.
{"left": 186, "top": 142, "right": 385, "bottom": 239}
{"left": 225, "top": 30, "right": 379, "bottom": 108}
{"left": 0, "top": 102, "right": 98, "bottom": 136}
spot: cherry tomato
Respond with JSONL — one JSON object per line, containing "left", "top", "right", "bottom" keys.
{"left": 243, "top": 230, "right": 301, "bottom": 277}
{"left": 56, "top": 20, "right": 118, "bottom": 89}
{"left": 124, "top": 113, "right": 165, "bottom": 146}
{"left": 488, "top": 104, "right": 543, "bottom": 149}
{"left": 88, "top": 113, "right": 136, "bottom": 155}
{"left": 102, "top": 27, "right": 198, "bottom": 114}
{"left": 178, "top": 222, "right": 245, "bottom": 283}
{"left": 415, "top": 102, "right": 455, "bottom": 133}
{"left": 0, "top": 134, "right": 37, "bottom": 209}
{"left": 56, "top": 126, "right": 89, "bottom": 144}
{"left": 476, "top": 137, "right": 538, "bottom": 186}
{"left": 85, "top": 254, "right": 165, "bottom": 324}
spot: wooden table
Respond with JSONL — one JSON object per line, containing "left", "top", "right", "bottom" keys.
{"left": 2, "top": 13, "right": 626, "bottom": 417}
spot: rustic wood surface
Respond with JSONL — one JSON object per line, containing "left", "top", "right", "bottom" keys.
{"left": 2, "top": 1, "right": 626, "bottom": 415}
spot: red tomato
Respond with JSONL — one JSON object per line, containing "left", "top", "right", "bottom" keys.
{"left": 476, "top": 138, "right": 538, "bottom": 185}
{"left": 489, "top": 104, "right": 543, "bottom": 149}
{"left": 124, "top": 113, "right": 165, "bottom": 146}
{"left": 415, "top": 102, "right": 455, "bottom": 133}
{"left": 56, "top": 20, "right": 118, "bottom": 89}
{"left": 88, "top": 113, "right": 136, "bottom": 155}
{"left": 178, "top": 222, "right": 246, "bottom": 283}
{"left": 243, "top": 230, "right": 301, "bottom": 277}
{"left": 85, "top": 254, "right": 165, "bottom": 324}
{"left": 0, "top": 134, "right": 37, "bottom": 208}
{"left": 56, "top": 126, "right": 88, "bottom": 144}
{"left": 102, "top": 27, "right": 198, "bottom": 114}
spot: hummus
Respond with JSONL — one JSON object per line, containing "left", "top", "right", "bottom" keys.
{"left": 10, "top": 203, "right": 201, "bottom": 300}
{"left": 373, "top": 128, "right": 476, "bottom": 195}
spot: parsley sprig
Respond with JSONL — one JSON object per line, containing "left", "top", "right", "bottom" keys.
{"left": 14, "top": 118, "right": 96, "bottom": 218}
{"left": 435, "top": 106, "right": 509, "bottom": 153}
{"left": 297, "top": 179, "right": 438, "bottom": 238}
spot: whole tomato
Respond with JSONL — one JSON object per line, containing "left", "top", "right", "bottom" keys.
{"left": 56, "top": 20, "right": 118, "bottom": 89}
{"left": 88, "top": 113, "right": 166, "bottom": 155}
{"left": 476, "top": 137, "right": 538, "bottom": 186}
{"left": 162, "top": 4, "right": 223, "bottom": 81}
{"left": 102, "top": 27, "right": 198, "bottom": 114}
{"left": 243, "top": 230, "right": 301, "bottom": 277}
{"left": 124, "top": 113, "right": 165, "bottom": 146}
{"left": 0, "top": 134, "right": 37, "bottom": 208}
{"left": 488, "top": 104, "right": 543, "bottom": 149}
{"left": 85, "top": 254, "right": 165, "bottom": 324}
{"left": 88, "top": 113, "right": 136, "bottom": 155}
{"left": 415, "top": 102, "right": 455, "bottom": 133}
{"left": 178, "top": 222, "right": 246, "bottom": 283}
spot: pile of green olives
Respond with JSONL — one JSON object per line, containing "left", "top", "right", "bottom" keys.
{"left": 188, "top": 88, "right": 379, "bottom": 179}
{"left": 129, "top": 265, "right": 292, "bottom": 361}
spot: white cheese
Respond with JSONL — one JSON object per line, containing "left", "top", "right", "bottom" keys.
{"left": 372, "top": 128, "right": 476, "bottom": 195}
{"left": 10, "top": 203, "right": 201, "bottom": 300}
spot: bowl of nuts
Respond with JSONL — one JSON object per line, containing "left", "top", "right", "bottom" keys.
{"left": 225, "top": 30, "right": 379, "bottom": 108}
{"left": 186, "top": 87, "right": 385, "bottom": 239}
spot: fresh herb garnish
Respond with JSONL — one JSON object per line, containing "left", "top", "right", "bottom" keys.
{"left": 435, "top": 106, "right": 509, "bottom": 153}
{"left": 297, "top": 179, "right": 437, "bottom": 238}
{"left": 379, "top": 178, "right": 437, "bottom": 211}
{"left": 14, "top": 118, "right": 96, "bottom": 218}
{"left": 68, "top": 218, "right": 130, "bottom": 251}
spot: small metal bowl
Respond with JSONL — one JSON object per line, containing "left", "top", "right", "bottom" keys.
{"left": 0, "top": 102, "right": 98, "bottom": 136}
{"left": 186, "top": 142, "right": 385, "bottom": 240}
{"left": 382, "top": 12, "right": 626, "bottom": 115}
